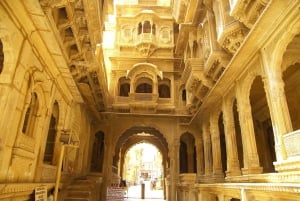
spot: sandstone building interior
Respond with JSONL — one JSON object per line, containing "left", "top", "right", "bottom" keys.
{"left": 0, "top": 0, "right": 300, "bottom": 200}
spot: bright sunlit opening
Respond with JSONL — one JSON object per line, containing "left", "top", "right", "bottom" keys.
{"left": 123, "top": 142, "right": 164, "bottom": 199}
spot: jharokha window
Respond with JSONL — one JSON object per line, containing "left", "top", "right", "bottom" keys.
{"left": 119, "top": 77, "right": 130, "bottom": 96}
{"left": 137, "top": 21, "right": 156, "bottom": 35}
{"left": 158, "top": 78, "right": 171, "bottom": 98}
{"left": 22, "top": 93, "right": 39, "bottom": 137}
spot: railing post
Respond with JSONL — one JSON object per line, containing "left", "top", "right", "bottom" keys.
{"left": 54, "top": 145, "right": 65, "bottom": 201}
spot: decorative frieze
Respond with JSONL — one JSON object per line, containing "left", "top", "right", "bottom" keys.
{"left": 179, "top": 173, "right": 197, "bottom": 185}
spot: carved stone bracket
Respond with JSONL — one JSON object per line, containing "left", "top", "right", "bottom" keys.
{"left": 218, "top": 21, "right": 249, "bottom": 54}
{"left": 136, "top": 42, "right": 157, "bottom": 57}
{"left": 204, "top": 51, "right": 230, "bottom": 82}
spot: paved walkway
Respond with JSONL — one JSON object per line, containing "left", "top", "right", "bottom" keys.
{"left": 124, "top": 199, "right": 165, "bottom": 201}
{"left": 124, "top": 182, "right": 165, "bottom": 201}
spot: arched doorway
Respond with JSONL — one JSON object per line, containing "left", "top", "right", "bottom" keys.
{"left": 113, "top": 126, "right": 169, "bottom": 200}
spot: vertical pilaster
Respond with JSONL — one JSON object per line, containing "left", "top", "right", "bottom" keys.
{"left": 170, "top": 138, "right": 180, "bottom": 201}
{"left": 222, "top": 97, "right": 241, "bottom": 177}
{"left": 196, "top": 136, "right": 205, "bottom": 176}
{"left": 203, "top": 123, "right": 213, "bottom": 179}
{"left": 236, "top": 83, "right": 262, "bottom": 174}
{"left": 210, "top": 113, "right": 224, "bottom": 179}
{"left": 260, "top": 49, "right": 291, "bottom": 161}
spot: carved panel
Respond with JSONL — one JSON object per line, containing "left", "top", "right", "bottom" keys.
{"left": 219, "top": 21, "right": 249, "bottom": 54}
{"left": 230, "top": 0, "right": 269, "bottom": 28}
{"left": 284, "top": 130, "right": 300, "bottom": 158}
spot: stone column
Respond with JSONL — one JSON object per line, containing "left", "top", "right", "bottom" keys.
{"left": 210, "top": 113, "right": 224, "bottom": 180}
{"left": 153, "top": 78, "right": 158, "bottom": 95}
{"left": 196, "top": 136, "right": 205, "bottom": 176}
{"left": 236, "top": 82, "right": 262, "bottom": 174}
{"left": 222, "top": 97, "right": 241, "bottom": 177}
{"left": 202, "top": 123, "right": 213, "bottom": 179}
{"left": 260, "top": 49, "right": 291, "bottom": 161}
{"left": 169, "top": 138, "right": 180, "bottom": 201}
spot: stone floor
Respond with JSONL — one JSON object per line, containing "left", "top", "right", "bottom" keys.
{"left": 124, "top": 199, "right": 165, "bottom": 201}
{"left": 124, "top": 182, "right": 165, "bottom": 201}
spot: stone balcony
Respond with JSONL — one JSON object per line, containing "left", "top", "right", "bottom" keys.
{"left": 112, "top": 93, "right": 176, "bottom": 114}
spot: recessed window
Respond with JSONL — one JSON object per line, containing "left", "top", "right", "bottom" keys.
{"left": 120, "top": 83, "right": 130, "bottom": 96}
{"left": 138, "top": 23, "right": 142, "bottom": 35}
{"left": 0, "top": 40, "right": 4, "bottom": 74}
{"left": 158, "top": 84, "right": 170, "bottom": 98}
{"left": 143, "top": 21, "right": 151, "bottom": 33}
{"left": 182, "top": 89, "right": 186, "bottom": 101}
{"left": 22, "top": 93, "right": 39, "bottom": 137}
{"left": 119, "top": 77, "right": 130, "bottom": 96}
{"left": 136, "top": 83, "right": 152, "bottom": 93}
{"left": 152, "top": 24, "right": 156, "bottom": 35}
{"left": 44, "top": 102, "right": 59, "bottom": 164}
{"left": 58, "top": 7, "right": 68, "bottom": 20}
{"left": 65, "top": 27, "right": 74, "bottom": 37}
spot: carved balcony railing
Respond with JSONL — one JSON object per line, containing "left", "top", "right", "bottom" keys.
{"left": 113, "top": 94, "right": 177, "bottom": 114}
{"left": 136, "top": 33, "right": 157, "bottom": 44}
{"left": 274, "top": 129, "right": 300, "bottom": 173}
{"left": 129, "top": 93, "right": 158, "bottom": 102}
{"left": 113, "top": 93, "right": 167, "bottom": 113}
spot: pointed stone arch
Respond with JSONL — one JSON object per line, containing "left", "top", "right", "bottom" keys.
{"left": 114, "top": 126, "right": 169, "bottom": 167}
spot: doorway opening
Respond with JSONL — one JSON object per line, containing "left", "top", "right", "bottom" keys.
{"left": 123, "top": 142, "right": 164, "bottom": 199}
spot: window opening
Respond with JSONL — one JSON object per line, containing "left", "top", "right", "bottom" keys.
{"left": 143, "top": 21, "right": 151, "bottom": 33}
{"left": 182, "top": 89, "right": 186, "bottom": 101}
{"left": 120, "top": 83, "right": 130, "bottom": 96}
{"left": 136, "top": 83, "right": 152, "bottom": 93}
{"left": 0, "top": 40, "right": 4, "bottom": 74}
{"left": 138, "top": 22, "right": 142, "bottom": 35}
{"left": 152, "top": 24, "right": 156, "bottom": 35}
{"left": 22, "top": 93, "right": 39, "bottom": 136}
{"left": 43, "top": 115, "right": 56, "bottom": 163}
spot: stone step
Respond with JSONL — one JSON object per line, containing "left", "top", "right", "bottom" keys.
{"left": 63, "top": 178, "right": 96, "bottom": 201}
{"left": 67, "top": 183, "right": 94, "bottom": 190}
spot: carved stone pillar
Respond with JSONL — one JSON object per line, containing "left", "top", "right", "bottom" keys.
{"left": 210, "top": 113, "right": 224, "bottom": 180}
{"left": 236, "top": 83, "right": 263, "bottom": 174}
{"left": 153, "top": 77, "right": 158, "bottom": 95}
{"left": 169, "top": 138, "right": 180, "bottom": 201}
{"left": 202, "top": 123, "right": 213, "bottom": 179}
{"left": 222, "top": 97, "right": 241, "bottom": 177}
{"left": 260, "top": 49, "right": 291, "bottom": 162}
{"left": 196, "top": 137, "right": 205, "bottom": 176}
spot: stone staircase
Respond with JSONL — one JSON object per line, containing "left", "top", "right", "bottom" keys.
{"left": 63, "top": 177, "right": 97, "bottom": 201}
